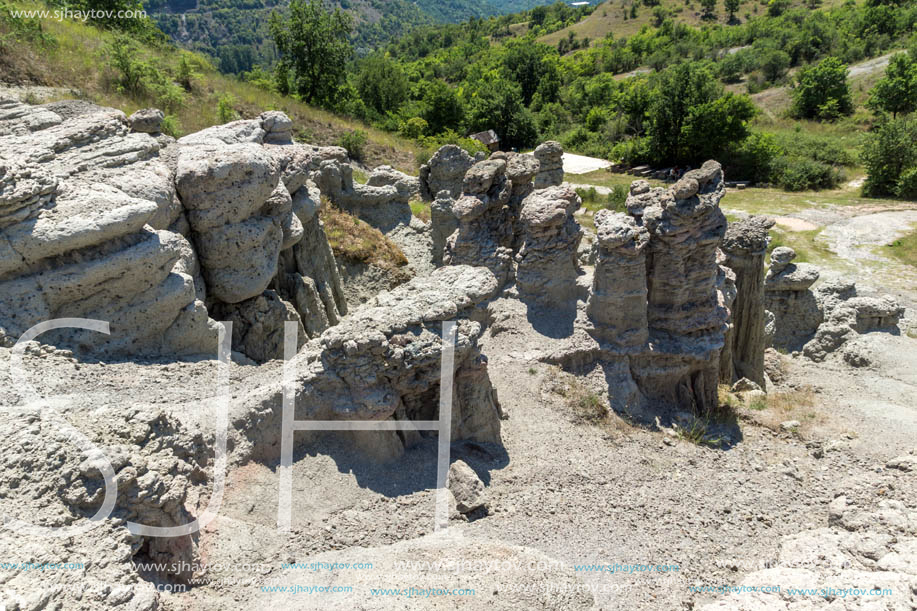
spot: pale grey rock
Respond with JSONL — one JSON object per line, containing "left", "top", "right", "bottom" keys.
{"left": 633, "top": 160, "right": 729, "bottom": 412}
{"left": 732, "top": 377, "right": 762, "bottom": 393}
{"left": 587, "top": 210, "right": 649, "bottom": 349}
{"left": 533, "top": 140, "right": 563, "bottom": 189}
{"left": 447, "top": 460, "right": 485, "bottom": 513}
{"left": 366, "top": 164, "right": 420, "bottom": 201}
{"left": 128, "top": 108, "right": 164, "bottom": 134}
{"left": 211, "top": 290, "right": 306, "bottom": 363}
{"left": 515, "top": 184, "right": 583, "bottom": 308}
{"left": 444, "top": 159, "right": 515, "bottom": 286}
{"left": 233, "top": 265, "right": 503, "bottom": 461}
{"left": 260, "top": 110, "right": 293, "bottom": 144}
{"left": 765, "top": 247, "right": 823, "bottom": 350}
{"left": 0, "top": 98, "right": 216, "bottom": 355}
{"left": 719, "top": 215, "right": 774, "bottom": 387}
{"left": 175, "top": 142, "right": 287, "bottom": 304}
{"left": 419, "top": 144, "right": 475, "bottom": 200}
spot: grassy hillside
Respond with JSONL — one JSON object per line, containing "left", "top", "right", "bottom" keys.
{"left": 0, "top": 2, "right": 421, "bottom": 172}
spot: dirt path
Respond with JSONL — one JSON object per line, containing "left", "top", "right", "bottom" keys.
{"left": 563, "top": 153, "right": 612, "bottom": 175}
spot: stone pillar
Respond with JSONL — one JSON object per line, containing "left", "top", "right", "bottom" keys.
{"left": 719, "top": 215, "right": 774, "bottom": 388}
{"left": 515, "top": 184, "right": 583, "bottom": 308}
{"left": 587, "top": 210, "right": 649, "bottom": 350}
{"left": 533, "top": 141, "right": 564, "bottom": 189}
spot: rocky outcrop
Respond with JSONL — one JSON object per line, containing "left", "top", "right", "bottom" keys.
{"left": 533, "top": 140, "right": 564, "bottom": 189}
{"left": 764, "top": 248, "right": 904, "bottom": 362}
{"left": 366, "top": 164, "right": 420, "bottom": 201}
{"left": 128, "top": 108, "right": 164, "bottom": 134}
{"left": 211, "top": 290, "right": 307, "bottom": 362}
{"left": 419, "top": 144, "right": 475, "bottom": 200}
{"left": 443, "top": 159, "right": 515, "bottom": 286}
{"left": 803, "top": 291, "right": 904, "bottom": 362}
{"left": 431, "top": 190, "right": 459, "bottom": 266}
{"left": 236, "top": 265, "right": 504, "bottom": 462}
{"left": 515, "top": 184, "right": 583, "bottom": 308}
{"left": 631, "top": 162, "right": 730, "bottom": 412}
{"left": 764, "top": 247, "right": 822, "bottom": 350}
{"left": 718, "top": 215, "right": 774, "bottom": 387}
{"left": 0, "top": 97, "right": 218, "bottom": 355}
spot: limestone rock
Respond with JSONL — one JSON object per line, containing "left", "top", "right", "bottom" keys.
{"left": 443, "top": 159, "right": 515, "bottom": 286}
{"left": 175, "top": 143, "right": 287, "bottom": 304}
{"left": 419, "top": 144, "right": 475, "bottom": 200}
{"left": 366, "top": 165, "right": 420, "bottom": 201}
{"left": 128, "top": 108, "right": 164, "bottom": 134}
{"left": 533, "top": 140, "right": 563, "bottom": 189}
{"left": 431, "top": 190, "right": 458, "bottom": 266}
{"left": 515, "top": 184, "right": 583, "bottom": 308}
{"left": 447, "top": 460, "right": 486, "bottom": 513}
{"left": 764, "top": 247, "right": 823, "bottom": 350}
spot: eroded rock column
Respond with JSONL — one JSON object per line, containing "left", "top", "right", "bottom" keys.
{"left": 719, "top": 215, "right": 774, "bottom": 387}
{"left": 586, "top": 210, "right": 649, "bottom": 349}
{"left": 515, "top": 184, "right": 583, "bottom": 308}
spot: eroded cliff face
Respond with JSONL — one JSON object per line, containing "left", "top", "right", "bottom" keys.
{"left": 0, "top": 98, "right": 219, "bottom": 355}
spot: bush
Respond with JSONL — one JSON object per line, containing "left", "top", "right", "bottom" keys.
{"left": 895, "top": 167, "right": 917, "bottom": 199}
{"left": 160, "top": 114, "right": 181, "bottom": 138}
{"left": 861, "top": 117, "right": 917, "bottom": 197}
{"left": 338, "top": 129, "right": 368, "bottom": 161}
{"left": 771, "top": 156, "right": 842, "bottom": 191}
{"left": 216, "top": 94, "right": 238, "bottom": 124}
{"left": 399, "top": 117, "right": 428, "bottom": 139}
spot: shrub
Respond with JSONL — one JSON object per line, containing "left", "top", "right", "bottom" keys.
{"left": 399, "top": 117, "right": 428, "bottom": 139}
{"left": 216, "top": 94, "right": 238, "bottom": 124}
{"left": 160, "top": 114, "right": 181, "bottom": 138}
{"left": 771, "top": 156, "right": 842, "bottom": 191}
{"left": 895, "top": 167, "right": 917, "bottom": 199}
{"left": 338, "top": 129, "right": 368, "bottom": 161}
{"left": 861, "top": 117, "right": 917, "bottom": 197}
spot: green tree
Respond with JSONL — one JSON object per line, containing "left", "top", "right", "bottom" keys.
{"left": 724, "top": 0, "right": 740, "bottom": 21}
{"left": 861, "top": 117, "right": 917, "bottom": 197}
{"left": 355, "top": 54, "right": 409, "bottom": 116}
{"left": 646, "top": 63, "right": 756, "bottom": 164}
{"left": 421, "top": 80, "right": 465, "bottom": 134}
{"left": 500, "top": 41, "right": 560, "bottom": 105}
{"left": 867, "top": 52, "right": 917, "bottom": 118}
{"left": 791, "top": 57, "right": 853, "bottom": 120}
{"left": 760, "top": 48, "right": 791, "bottom": 83}
{"left": 467, "top": 79, "right": 537, "bottom": 150}
{"left": 269, "top": 0, "right": 353, "bottom": 108}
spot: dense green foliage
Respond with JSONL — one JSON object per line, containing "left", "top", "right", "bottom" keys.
{"left": 867, "top": 52, "right": 917, "bottom": 118}
{"left": 790, "top": 57, "right": 853, "bottom": 120}
{"left": 270, "top": 0, "right": 353, "bottom": 107}
{"left": 861, "top": 117, "right": 917, "bottom": 198}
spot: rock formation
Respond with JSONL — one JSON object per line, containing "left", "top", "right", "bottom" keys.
{"left": 236, "top": 265, "right": 504, "bottom": 462}
{"left": 718, "top": 215, "right": 774, "bottom": 387}
{"left": 0, "top": 97, "right": 218, "bottom": 355}
{"left": 586, "top": 210, "right": 650, "bottom": 349}
{"left": 533, "top": 140, "right": 564, "bottom": 189}
{"left": 443, "top": 159, "right": 516, "bottom": 286}
{"left": 515, "top": 184, "right": 583, "bottom": 308}
{"left": 763, "top": 246, "right": 822, "bottom": 350}
{"left": 419, "top": 144, "right": 475, "bottom": 200}
{"left": 764, "top": 248, "right": 904, "bottom": 362}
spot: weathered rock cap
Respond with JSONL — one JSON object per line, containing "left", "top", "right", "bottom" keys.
{"left": 520, "top": 184, "right": 580, "bottom": 228}
{"left": 533, "top": 140, "right": 563, "bottom": 164}
{"left": 593, "top": 209, "right": 650, "bottom": 252}
{"left": 463, "top": 159, "right": 506, "bottom": 195}
{"left": 769, "top": 246, "right": 797, "bottom": 271}
{"left": 128, "top": 108, "right": 164, "bottom": 134}
{"left": 765, "top": 247, "right": 820, "bottom": 292}
{"left": 260, "top": 110, "right": 293, "bottom": 144}
{"left": 505, "top": 152, "right": 540, "bottom": 182}
{"left": 721, "top": 215, "right": 775, "bottom": 255}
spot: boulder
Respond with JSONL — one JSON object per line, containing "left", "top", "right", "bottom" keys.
{"left": 419, "top": 144, "right": 475, "bottom": 200}
{"left": 447, "top": 460, "right": 486, "bottom": 514}
{"left": 533, "top": 140, "right": 564, "bottom": 189}
{"left": 128, "top": 108, "right": 164, "bottom": 134}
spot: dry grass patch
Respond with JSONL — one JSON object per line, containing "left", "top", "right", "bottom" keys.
{"left": 319, "top": 201, "right": 408, "bottom": 270}
{"left": 738, "top": 386, "right": 822, "bottom": 435}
